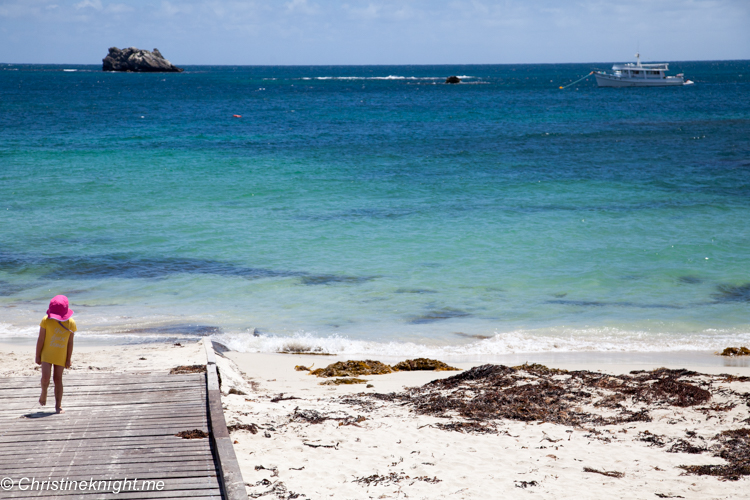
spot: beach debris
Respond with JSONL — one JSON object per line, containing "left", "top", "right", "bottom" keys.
{"left": 227, "top": 423, "right": 259, "bottom": 434}
{"left": 308, "top": 358, "right": 459, "bottom": 378}
{"left": 667, "top": 439, "right": 706, "bottom": 454}
{"left": 169, "top": 364, "right": 206, "bottom": 374}
{"left": 434, "top": 421, "right": 497, "bottom": 434}
{"left": 339, "top": 415, "right": 366, "bottom": 426}
{"left": 311, "top": 360, "right": 392, "bottom": 377}
{"left": 293, "top": 409, "right": 329, "bottom": 424}
{"left": 655, "top": 494, "right": 684, "bottom": 499}
{"left": 176, "top": 429, "right": 208, "bottom": 439}
{"left": 392, "top": 358, "right": 460, "bottom": 372}
{"left": 353, "top": 472, "right": 441, "bottom": 486}
{"left": 228, "top": 388, "right": 247, "bottom": 395}
{"left": 366, "top": 364, "right": 712, "bottom": 429}
{"left": 294, "top": 364, "right": 311, "bottom": 371}
{"left": 515, "top": 480, "right": 539, "bottom": 488}
{"left": 638, "top": 430, "right": 668, "bottom": 447}
{"left": 583, "top": 467, "right": 624, "bottom": 478}
{"left": 720, "top": 347, "right": 750, "bottom": 356}
{"left": 320, "top": 377, "right": 368, "bottom": 385}
{"left": 679, "top": 428, "right": 750, "bottom": 480}
{"left": 303, "top": 442, "right": 338, "bottom": 449}
{"left": 271, "top": 393, "right": 300, "bottom": 402}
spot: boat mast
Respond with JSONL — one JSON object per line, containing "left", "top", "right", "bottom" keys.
{"left": 635, "top": 52, "right": 641, "bottom": 67}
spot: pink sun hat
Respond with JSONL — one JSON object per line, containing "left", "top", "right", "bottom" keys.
{"left": 47, "top": 295, "right": 74, "bottom": 321}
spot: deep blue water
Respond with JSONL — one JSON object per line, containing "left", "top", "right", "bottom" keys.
{"left": 1, "top": 61, "right": 749, "bottom": 355}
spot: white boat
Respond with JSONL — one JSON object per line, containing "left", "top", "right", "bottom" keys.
{"left": 594, "top": 53, "right": 693, "bottom": 87}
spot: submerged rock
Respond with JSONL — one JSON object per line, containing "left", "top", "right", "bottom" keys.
{"left": 102, "top": 47, "right": 183, "bottom": 72}
{"left": 445, "top": 75, "right": 461, "bottom": 84}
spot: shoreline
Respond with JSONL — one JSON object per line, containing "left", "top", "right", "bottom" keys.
{"left": 2, "top": 341, "right": 749, "bottom": 497}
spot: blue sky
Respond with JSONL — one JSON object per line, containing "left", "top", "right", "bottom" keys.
{"left": 1, "top": 0, "right": 748, "bottom": 64}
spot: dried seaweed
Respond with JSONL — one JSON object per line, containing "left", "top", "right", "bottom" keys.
{"left": 667, "top": 439, "right": 706, "bottom": 454}
{"left": 515, "top": 480, "right": 538, "bottom": 488}
{"left": 271, "top": 393, "right": 301, "bottom": 402}
{"left": 310, "top": 360, "right": 392, "bottom": 378}
{"left": 392, "top": 358, "right": 460, "bottom": 372}
{"left": 228, "top": 423, "right": 259, "bottom": 434}
{"left": 169, "top": 364, "right": 206, "bottom": 374}
{"left": 292, "top": 409, "right": 329, "bottom": 424}
{"left": 583, "top": 467, "right": 624, "bottom": 478}
{"left": 228, "top": 388, "right": 247, "bottom": 395}
{"left": 434, "top": 421, "right": 497, "bottom": 434}
{"left": 353, "top": 472, "right": 441, "bottom": 486}
{"left": 319, "top": 377, "right": 368, "bottom": 385}
{"left": 720, "top": 347, "right": 750, "bottom": 356}
{"left": 176, "top": 429, "right": 208, "bottom": 439}
{"left": 680, "top": 428, "right": 750, "bottom": 480}
{"left": 638, "top": 430, "right": 667, "bottom": 447}
{"left": 369, "top": 364, "right": 714, "bottom": 428}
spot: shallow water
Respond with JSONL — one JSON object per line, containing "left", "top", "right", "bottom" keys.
{"left": 1, "top": 61, "right": 749, "bottom": 355}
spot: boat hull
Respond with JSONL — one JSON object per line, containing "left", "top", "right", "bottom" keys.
{"left": 595, "top": 73, "right": 686, "bottom": 87}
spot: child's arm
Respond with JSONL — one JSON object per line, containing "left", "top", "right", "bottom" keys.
{"left": 35, "top": 327, "right": 46, "bottom": 365}
{"left": 65, "top": 332, "right": 74, "bottom": 369}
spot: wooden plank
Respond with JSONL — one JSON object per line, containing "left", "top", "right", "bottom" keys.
{"left": 2, "top": 478, "right": 220, "bottom": 497}
{"left": 5, "top": 419, "right": 208, "bottom": 434}
{"left": 0, "top": 452, "right": 216, "bottom": 468}
{"left": 0, "top": 444, "right": 212, "bottom": 458}
{"left": 5, "top": 462, "right": 218, "bottom": 476}
{"left": 4, "top": 488, "right": 222, "bottom": 500}
{"left": 0, "top": 373, "right": 204, "bottom": 390}
{"left": 0, "top": 435, "right": 211, "bottom": 449}
{"left": 0, "top": 470, "right": 220, "bottom": 486}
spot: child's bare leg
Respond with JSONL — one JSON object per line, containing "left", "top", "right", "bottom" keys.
{"left": 39, "top": 362, "right": 51, "bottom": 406}
{"left": 53, "top": 364, "right": 65, "bottom": 413}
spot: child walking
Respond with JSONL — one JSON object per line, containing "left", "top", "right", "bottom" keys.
{"left": 35, "top": 295, "right": 77, "bottom": 414}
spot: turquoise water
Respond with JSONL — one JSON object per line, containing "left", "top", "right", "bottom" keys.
{"left": 1, "top": 62, "right": 749, "bottom": 355}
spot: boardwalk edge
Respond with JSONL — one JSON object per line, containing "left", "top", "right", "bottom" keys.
{"left": 204, "top": 338, "right": 249, "bottom": 500}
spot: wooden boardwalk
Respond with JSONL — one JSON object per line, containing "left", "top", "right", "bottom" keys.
{"left": 0, "top": 371, "right": 225, "bottom": 499}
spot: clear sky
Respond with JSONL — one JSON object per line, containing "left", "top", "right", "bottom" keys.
{"left": 1, "top": 0, "right": 748, "bottom": 65}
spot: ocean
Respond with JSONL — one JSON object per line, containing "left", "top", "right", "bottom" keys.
{"left": 1, "top": 61, "right": 749, "bottom": 357}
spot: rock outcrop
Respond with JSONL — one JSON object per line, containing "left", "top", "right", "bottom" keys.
{"left": 445, "top": 76, "right": 461, "bottom": 84}
{"left": 102, "top": 47, "right": 183, "bottom": 73}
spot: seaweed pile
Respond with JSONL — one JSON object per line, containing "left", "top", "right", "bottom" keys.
{"left": 375, "top": 364, "right": 711, "bottom": 427}
{"left": 350, "top": 363, "right": 750, "bottom": 480}
{"left": 680, "top": 428, "right": 750, "bottom": 481}
{"left": 720, "top": 347, "right": 750, "bottom": 356}
{"left": 169, "top": 364, "right": 206, "bottom": 374}
{"left": 308, "top": 358, "right": 460, "bottom": 378}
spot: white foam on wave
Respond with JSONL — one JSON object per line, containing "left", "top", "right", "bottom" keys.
{"left": 0, "top": 323, "right": 38, "bottom": 338}
{"left": 212, "top": 326, "right": 750, "bottom": 358}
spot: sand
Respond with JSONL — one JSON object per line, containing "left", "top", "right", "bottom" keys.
{"left": 2, "top": 340, "right": 749, "bottom": 499}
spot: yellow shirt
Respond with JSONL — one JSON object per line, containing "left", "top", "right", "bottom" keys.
{"left": 40, "top": 316, "right": 77, "bottom": 367}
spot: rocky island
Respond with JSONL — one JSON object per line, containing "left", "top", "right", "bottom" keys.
{"left": 102, "top": 47, "right": 183, "bottom": 72}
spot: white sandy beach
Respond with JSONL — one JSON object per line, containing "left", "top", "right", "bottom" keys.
{"left": 2, "top": 340, "right": 749, "bottom": 499}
